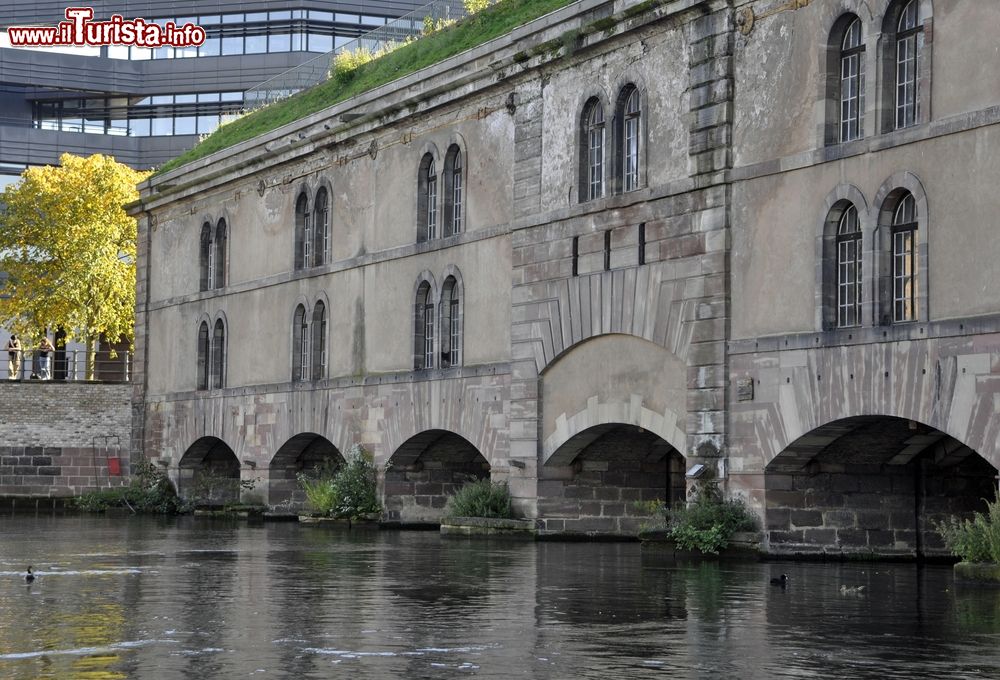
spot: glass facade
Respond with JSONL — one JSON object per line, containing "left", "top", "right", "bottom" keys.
{"left": 32, "top": 92, "right": 245, "bottom": 137}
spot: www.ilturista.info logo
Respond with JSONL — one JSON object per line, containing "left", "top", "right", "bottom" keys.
{"left": 7, "top": 8, "right": 206, "bottom": 48}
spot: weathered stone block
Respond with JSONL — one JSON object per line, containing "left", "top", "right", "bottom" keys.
{"left": 790, "top": 510, "right": 823, "bottom": 528}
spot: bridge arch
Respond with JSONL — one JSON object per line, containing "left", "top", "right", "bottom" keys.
{"left": 764, "top": 415, "right": 997, "bottom": 558}
{"left": 177, "top": 436, "right": 241, "bottom": 506}
{"left": 383, "top": 429, "right": 491, "bottom": 524}
{"left": 539, "top": 423, "right": 686, "bottom": 536}
{"left": 268, "top": 433, "right": 344, "bottom": 510}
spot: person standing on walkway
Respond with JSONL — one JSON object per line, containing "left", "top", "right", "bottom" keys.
{"left": 6, "top": 335, "right": 21, "bottom": 379}
{"left": 37, "top": 336, "right": 54, "bottom": 380}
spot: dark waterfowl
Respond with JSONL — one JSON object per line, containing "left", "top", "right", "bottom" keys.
{"left": 770, "top": 574, "right": 788, "bottom": 586}
{"left": 24, "top": 566, "right": 34, "bottom": 583}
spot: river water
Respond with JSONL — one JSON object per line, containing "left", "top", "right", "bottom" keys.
{"left": 1, "top": 515, "right": 999, "bottom": 679}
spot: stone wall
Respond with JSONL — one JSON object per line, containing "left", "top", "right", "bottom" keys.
{"left": 0, "top": 382, "right": 132, "bottom": 497}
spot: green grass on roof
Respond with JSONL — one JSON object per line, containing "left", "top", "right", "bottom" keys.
{"left": 156, "top": 0, "right": 576, "bottom": 176}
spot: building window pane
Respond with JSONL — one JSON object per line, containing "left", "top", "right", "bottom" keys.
{"left": 840, "top": 18, "right": 865, "bottom": 143}
{"left": 308, "top": 33, "right": 333, "bottom": 53}
{"left": 174, "top": 116, "right": 197, "bottom": 135}
{"left": 245, "top": 35, "right": 266, "bottom": 54}
{"left": 836, "top": 205, "right": 862, "bottom": 328}
{"left": 222, "top": 36, "right": 243, "bottom": 55}
{"left": 199, "top": 37, "right": 220, "bottom": 57}
{"left": 623, "top": 88, "right": 640, "bottom": 193}
{"left": 269, "top": 33, "right": 291, "bottom": 52}
{"left": 891, "top": 193, "right": 917, "bottom": 322}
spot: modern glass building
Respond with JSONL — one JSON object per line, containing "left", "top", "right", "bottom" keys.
{"left": 0, "top": 1, "right": 427, "bottom": 188}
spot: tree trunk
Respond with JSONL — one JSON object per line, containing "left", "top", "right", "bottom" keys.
{"left": 85, "top": 336, "right": 96, "bottom": 381}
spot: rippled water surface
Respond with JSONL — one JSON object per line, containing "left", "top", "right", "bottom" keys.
{"left": 2, "top": 516, "right": 1000, "bottom": 678}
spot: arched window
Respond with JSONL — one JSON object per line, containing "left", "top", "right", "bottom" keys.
{"left": 214, "top": 218, "right": 227, "bottom": 289}
{"left": 894, "top": 1, "right": 919, "bottom": 129}
{"left": 313, "top": 187, "right": 329, "bottom": 267}
{"left": 444, "top": 145, "right": 464, "bottom": 237}
{"left": 417, "top": 154, "right": 438, "bottom": 242}
{"left": 292, "top": 304, "right": 309, "bottom": 381}
{"left": 618, "top": 86, "right": 641, "bottom": 193}
{"left": 294, "top": 192, "right": 311, "bottom": 270}
{"left": 440, "top": 276, "right": 462, "bottom": 369}
{"left": 414, "top": 281, "right": 434, "bottom": 370}
{"left": 197, "top": 321, "right": 209, "bottom": 390}
{"left": 311, "top": 301, "right": 326, "bottom": 381}
{"left": 581, "top": 98, "right": 605, "bottom": 201}
{"left": 199, "top": 222, "right": 212, "bottom": 292}
{"left": 211, "top": 319, "right": 225, "bottom": 389}
{"left": 891, "top": 192, "right": 917, "bottom": 322}
{"left": 836, "top": 205, "right": 862, "bottom": 328}
{"left": 840, "top": 17, "right": 865, "bottom": 142}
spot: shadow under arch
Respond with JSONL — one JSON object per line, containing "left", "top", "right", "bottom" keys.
{"left": 268, "top": 433, "right": 345, "bottom": 510}
{"left": 538, "top": 422, "right": 686, "bottom": 537}
{"left": 178, "top": 436, "right": 240, "bottom": 507}
{"left": 384, "top": 429, "right": 490, "bottom": 524}
{"left": 764, "top": 415, "right": 997, "bottom": 559}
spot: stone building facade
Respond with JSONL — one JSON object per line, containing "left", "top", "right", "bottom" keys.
{"left": 133, "top": 0, "right": 1000, "bottom": 555}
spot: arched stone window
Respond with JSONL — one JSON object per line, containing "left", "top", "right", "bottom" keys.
{"left": 199, "top": 222, "right": 212, "bottom": 292}
{"left": 197, "top": 320, "right": 209, "bottom": 390}
{"left": 311, "top": 300, "right": 326, "bottom": 381}
{"left": 617, "top": 85, "right": 641, "bottom": 194}
{"left": 439, "top": 275, "right": 462, "bottom": 369}
{"left": 414, "top": 280, "right": 434, "bottom": 370}
{"left": 292, "top": 303, "right": 309, "bottom": 382}
{"left": 294, "top": 192, "right": 311, "bottom": 270}
{"left": 891, "top": 192, "right": 918, "bottom": 323}
{"left": 839, "top": 16, "right": 865, "bottom": 142}
{"left": 417, "top": 154, "right": 438, "bottom": 242}
{"left": 214, "top": 218, "right": 227, "bottom": 289}
{"left": 443, "top": 145, "right": 464, "bottom": 237}
{"left": 313, "top": 186, "right": 329, "bottom": 267}
{"left": 211, "top": 318, "right": 225, "bottom": 389}
{"left": 836, "top": 205, "right": 863, "bottom": 328}
{"left": 581, "top": 98, "right": 605, "bottom": 201}
{"left": 880, "top": 0, "right": 923, "bottom": 132}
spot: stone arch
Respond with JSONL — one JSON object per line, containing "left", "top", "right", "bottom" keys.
{"left": 815, "top": 183, "right": 872, "bottom": 330}
{"left": 383, "top": 429, "right": 491, "bottom": 524}
{"left": 873, "top": 171, "right": 929, "bottom": 324}
{"left": 538, "top": 422, "right": 686, "bottom": 536}
{"left": 178, "top": 436, "right": 241, "bottom": 506}
{"left": 763, "top": 414, "right": 995, "bottom": 558}
{"left": 540, "top": 334, "right": 688, "bottom": 458}
{"left": 268, "top": 433, "right": 344, "bottom": 509}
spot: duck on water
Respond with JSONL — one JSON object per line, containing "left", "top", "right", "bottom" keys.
{"left": 24, "top": 566, "right": 34, "bottom": 583}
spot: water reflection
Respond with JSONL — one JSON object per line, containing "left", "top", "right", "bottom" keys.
{"left": 1, "top": 516, "right": 999, "bottom": 678}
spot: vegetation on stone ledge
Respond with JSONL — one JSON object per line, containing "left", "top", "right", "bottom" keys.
{"left": 937, "top": 498, "right": 1000, "bottom": 564}
{"left": 445, "top": 479, "right": 513, "bottom": 519}
{"left": 297, "top": 444, "right": 381, "bottom": 519}
{"left": 156, "top": 0, "right": 575, "bottom": 175}
{"left": 73, "top": 458, "right": 182, "bottom": 514}
{"left": 639, "top": 486, "right": 757, "bottom": 555}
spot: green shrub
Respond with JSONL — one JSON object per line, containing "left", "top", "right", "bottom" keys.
{"left": 299, "top": 445, "right": 381, "bottom": 519}
{"left": 297, "top": 457, "right": 340, "bottom": 515}
{"left": 73, "top": 458, "right": 182, "bottom": 514}
{"left": 638, "top": 487, "right": 757, "bottom": 555}
{"left": 937, "top": 498, "right": 1000, "bottom": 564}
{"left": 446, "top": 479, "right": 513, "bottom": 519}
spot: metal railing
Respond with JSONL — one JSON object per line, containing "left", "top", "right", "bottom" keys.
{"left": 5, "top": 349, "right": 131, "bottom": 383}
{"left": 244, "top": 0, "right": 471, "bottom": 109}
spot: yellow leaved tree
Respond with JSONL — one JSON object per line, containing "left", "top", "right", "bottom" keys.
{"left": 0, "top": 153, "right": 149, "bottom": 378}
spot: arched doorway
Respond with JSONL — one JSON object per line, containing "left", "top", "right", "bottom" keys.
{"left": 539, "top": 423, "right": 686, "bottom": 536}
{"left": 765, "top": 416, "right": 998, "bottom": 558}
{"left": 384, "top": 430, "right": 490, "bottom": 524}
{"left": 269, "top": 433, "right": 344, "bottom": 510}
{"left": 178, "top": 436, "right": 241, "bottom": 507}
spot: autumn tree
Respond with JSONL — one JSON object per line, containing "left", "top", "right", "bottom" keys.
{"left": 0, "top": 153, "right": 149, "bottom": 378}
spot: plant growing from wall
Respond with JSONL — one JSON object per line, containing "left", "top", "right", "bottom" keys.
{"left": 937, "top": 499, "right": 1000, "bottom": 564}
{"left": 74, "top": 458, "right": 182, "bottom": 514}
{"left": 299, "top": 444, "right": 381, "bottom": 519}
{"left": 297, "top": 457, "right": 340, "bottom": 515}
{"left": 445, "top": 479, "right": 513, "bottom": 519}
{"left": 638, "top": 484, "right": 757, "bottom": 555}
